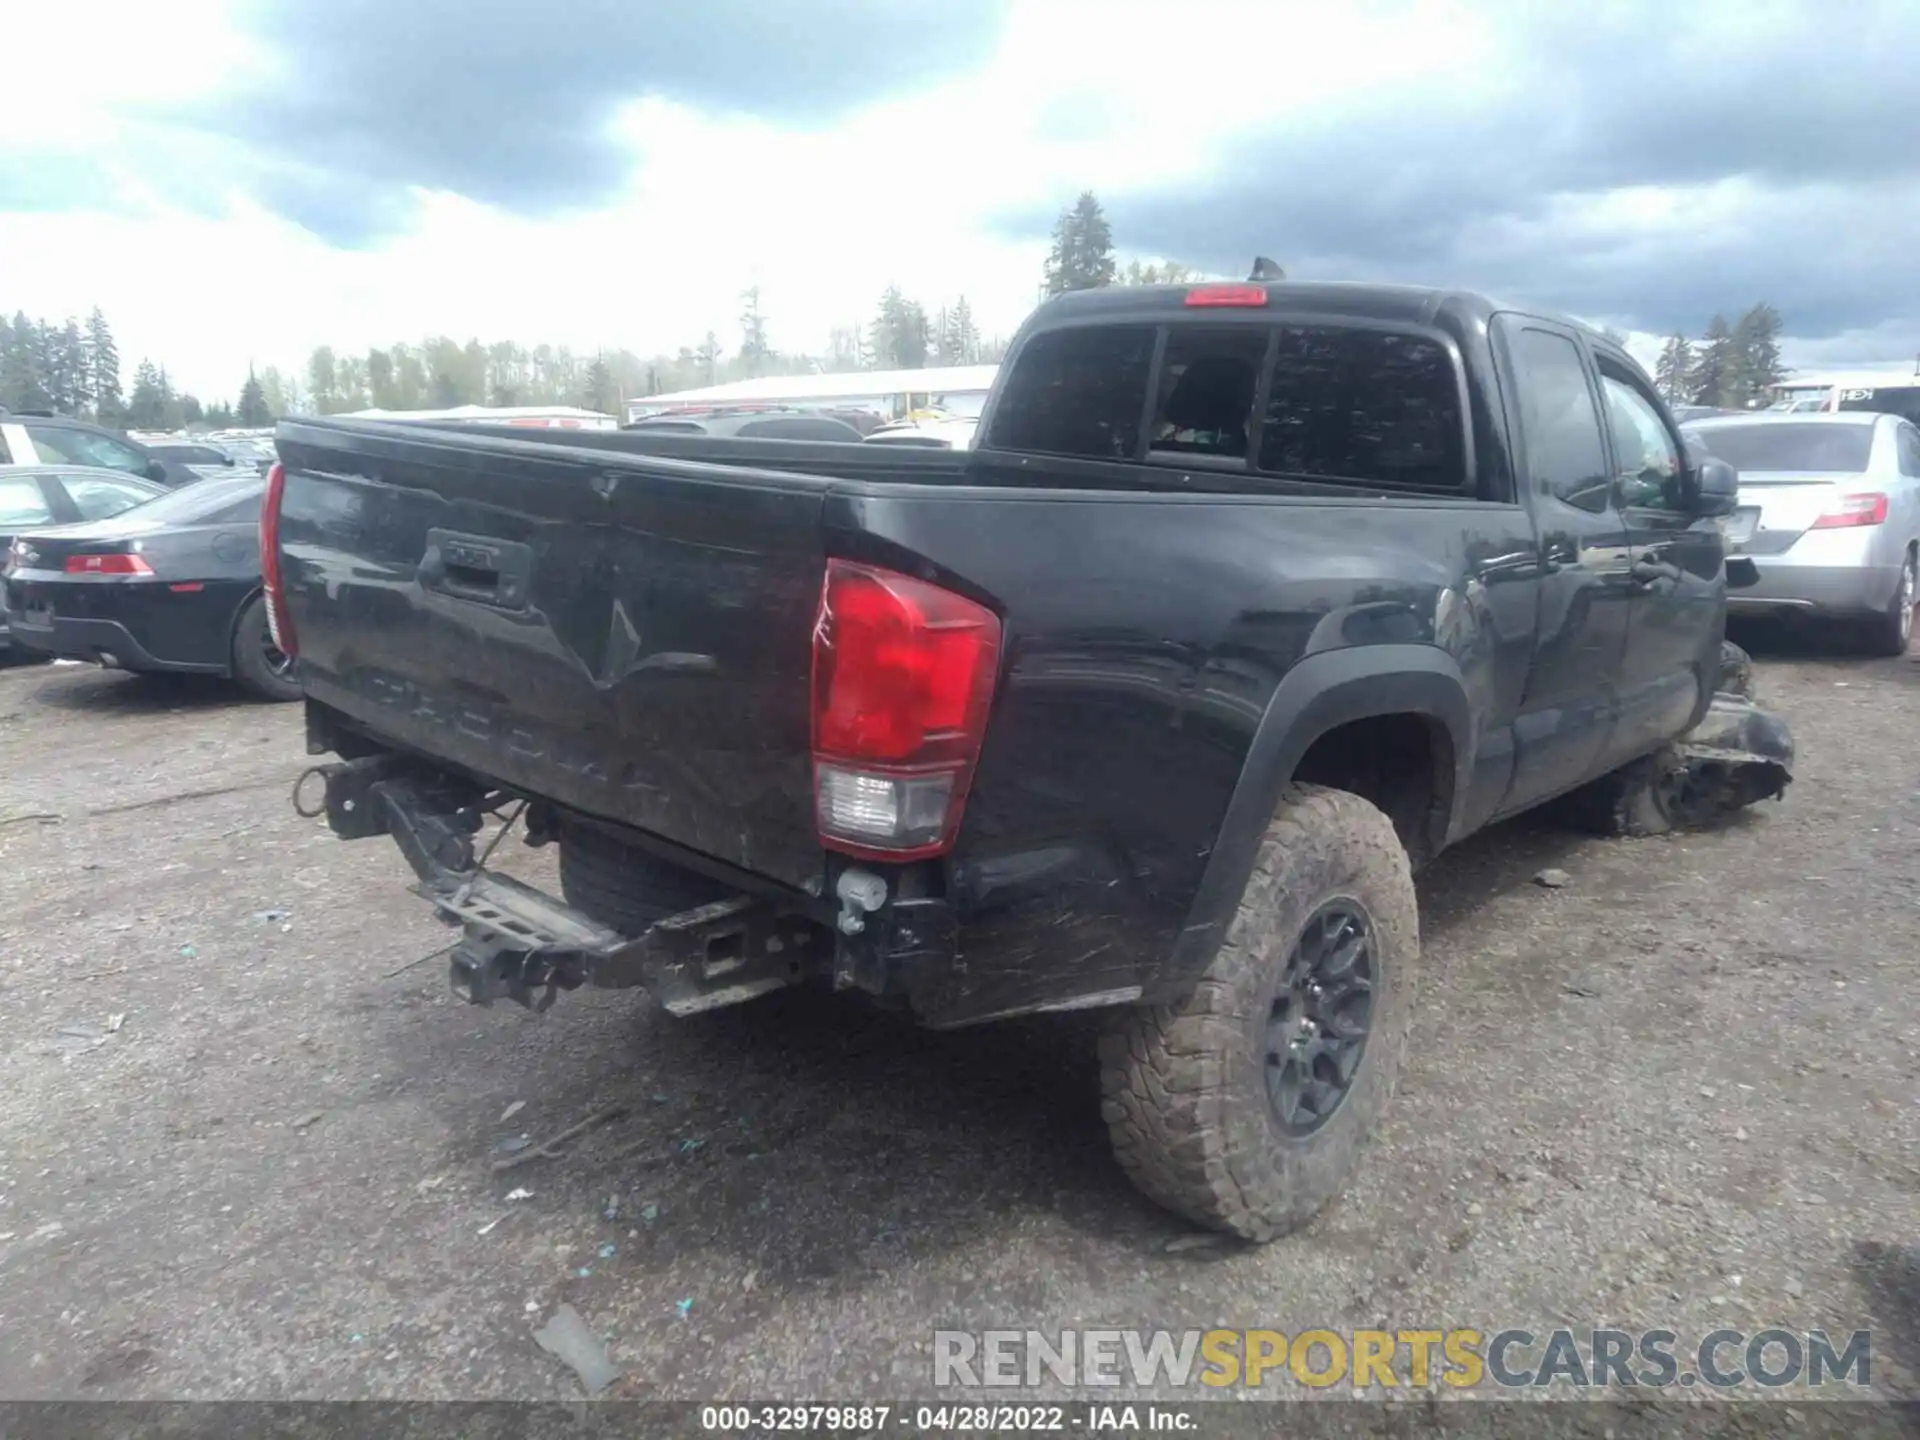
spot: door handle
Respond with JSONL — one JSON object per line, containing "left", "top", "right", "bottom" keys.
{"left": 1629, "top": 555, "right": 1668, "bottom": 587}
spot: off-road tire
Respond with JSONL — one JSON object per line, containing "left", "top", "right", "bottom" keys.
{"left": 557, "top": 820, "right": 731, "bottom": 937}
{"left": 1097, "top": 784, "right": 1419, "bottom": 1240}
{"left": 230, "top": 595, "right": 303, "bottom": 702}
{"left": 1861, "top": 549, "right": 1916, "bottom": 658}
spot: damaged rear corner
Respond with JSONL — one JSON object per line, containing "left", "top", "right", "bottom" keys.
{"left": 303, "top": 753, "right": 830, "bottom": 1016}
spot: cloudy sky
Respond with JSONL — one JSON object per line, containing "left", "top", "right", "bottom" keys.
{"left": 4, "top": 0, "right": 1917, "bottom": 399}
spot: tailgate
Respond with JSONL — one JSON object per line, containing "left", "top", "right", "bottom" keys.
{"left": 275, "top": 420, "right": 831, "bottom": 890}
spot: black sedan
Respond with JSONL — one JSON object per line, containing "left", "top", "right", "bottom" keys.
{"left": 1, "top": 465, "right": 168, "bottom": 656}
{"left": 2, "top": 472, "right": 299, "bottom": 701}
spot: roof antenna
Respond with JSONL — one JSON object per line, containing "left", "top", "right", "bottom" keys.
{"left": 1248, "top": 256, "right": 1285, "bottom": 282}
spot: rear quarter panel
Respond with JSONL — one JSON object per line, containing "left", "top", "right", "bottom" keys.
{"left": 837, "top": 482, "right": 1542, "bottom": 1022}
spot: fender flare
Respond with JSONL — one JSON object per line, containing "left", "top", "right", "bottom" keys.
{"left": 1147, "top": 644, "right": 1474, "bottom": 1002}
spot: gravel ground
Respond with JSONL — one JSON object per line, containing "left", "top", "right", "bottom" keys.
{"left": 1, "top": 638, "right": 1916, "bottom": 1409}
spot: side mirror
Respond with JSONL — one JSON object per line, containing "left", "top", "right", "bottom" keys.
{"left": 1693, "top": 456, "right": 1738, "bottom": 518}
{"left": 146, "top": 460, "right": 170, "bottom": 484}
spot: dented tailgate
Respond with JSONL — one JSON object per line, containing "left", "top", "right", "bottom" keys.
{"left": 274, "top": 419, "right": 832, "bottom": 890}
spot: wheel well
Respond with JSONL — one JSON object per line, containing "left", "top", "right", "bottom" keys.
{"left": 1290, "top": 712, "right": 1450, "bottom": 865}
{"left": 224, "top": 586, "right": 266, "bottom": 672}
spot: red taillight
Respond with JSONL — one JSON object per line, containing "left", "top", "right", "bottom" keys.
{"left": 65, "top": 552, "right": 152, "bottom": 575}
{"left": 811, "top": 559, "right": 1001, "bottom": 860}
{"left": 1184, "top": 283, "right": 1269, "bottom": 308}
{"left": 261, "top": 460, "right": 297, "bottom": 657}
{"left": 1811, "top": 493, "right": 1888, "bottom": 529}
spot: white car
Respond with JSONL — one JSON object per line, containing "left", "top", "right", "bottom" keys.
{"left": 863, "top": 416, "right": 978, "bottom": 450}
{"left": 1684, "top": 411, "right": 1920, "bottom": 655}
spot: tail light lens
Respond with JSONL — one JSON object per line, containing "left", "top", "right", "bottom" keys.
{"left": 811, "top": 559, "right": 1001, "bottom": 860}
{"left": 1811, "top": 493, "right": 1888, "bottom": 529}
{"left": 261, "top": 460, "right": 297, "bottom": 657}
{"left": 65, "top": 552, "right": 152, "bottom": 575}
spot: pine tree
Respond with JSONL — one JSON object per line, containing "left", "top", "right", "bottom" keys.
{"left": 1728, "top": 303, "right": 1786, "bottom": 410}
{"left": 2, "top": 312, "right": 51, "bottom": 411}
{"left": 1687, "top": 316, "right": 1735, "bottom": 408}
{"left": 127, "top": 359, "right": 165, "bottom": 428}
{"left": 50, "top": 320, "right": 88, "bottom": 416}
{"left": 942, "top": 296, "right": 979, "bottom": 365}
{"left": 869, "top": 288, "right": 931, "bottom": 369}
{"left": 696, "top": 332, "right": 722, "bottom": 384}
{"left": 156, "top": 367, "right": 183, "bottom": 430}
{"left": 84, "top": 308, "right": 122, "bottom": 422}
{"left": 738, "top": 287, "right": 770, "bottom": 377}
{"left": 307, "top": 346, "right": 339, "bottom": 413}
{"left": 257, "top": 366, "right": 289, "bottom": 419}
{"left": 237, "top": 368, "right": 272, "bottom": 425}
{"left": 582, "top": 355, "right": 616, "bottom": 414}
{"left": 1654, "top": 334, "right": 1694, "bottom": 406}
{"left": 1042, "top": 190, "right": 1117, "bottom": 296}
{"left": 366, "top": 348, "right": 396, "bottom": 409}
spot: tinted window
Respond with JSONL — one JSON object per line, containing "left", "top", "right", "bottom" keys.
{"left": 1600, "top": 374, "right": 1684, "bottom": 511}
{"left": 1258, "top": 327, "right": 1466, "bottom": 492}
{"left": 1837, "top": 384, "right": 1920, "bottom": 427}
{"left": 1692, "top": 423, "right": 1873, "bottom": 473}
{"left": 987, "top": 325, "right": 1154, "bottom": 460}
{"left": 0, "top": 476, "right": 53, "bottom": 528}
{"left": 1149, "top": 327, "right": 1266, "bottom": 461}
{"left": 1898, "top": 426, "right": 1920, "bottom": 478}
{"left": 61, "top": 474, "right": 161, "bottom": 521}
{"left": 23, "top": 423, "right": 148, "bottom": 475}
{"left": 626, "top": 421, "right": 705, "bottom": 434}
{"left": 119, "top": 475, "right": 264, "bottom": 524}
{"left": 150, "top": 444, "right": 229, "bottom": 465}
{"left": 1507, "top": 327, "right": 1610, "bottom": 512}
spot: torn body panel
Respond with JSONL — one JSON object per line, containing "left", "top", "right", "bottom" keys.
{"left": 1668, "top": 687, "right": 1796, "bottom": 820}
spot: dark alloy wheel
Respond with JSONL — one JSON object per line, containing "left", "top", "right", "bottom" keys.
{"left": 1265, "top": 901, "right": 1376, "bottom": 1136}
{"left": 1099, "top": 783, "right": 1419, "bottom": 1239}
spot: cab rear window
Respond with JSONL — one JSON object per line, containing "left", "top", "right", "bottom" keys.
{"left": 987, "top": 320, "right": 1468, "bottom": 494}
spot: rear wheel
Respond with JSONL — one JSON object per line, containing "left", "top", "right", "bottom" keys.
{"left": 1098, "top": 784, "right": 1419, "bottom": 1240}
{"left": 230, "top": 595, "right": 302, "bottom": 702}
{"left": 1861, "top": 550, "right": 1916, "bottom": 658}
{"left": 557, "top": 820, "right": 731, "bottom": 937}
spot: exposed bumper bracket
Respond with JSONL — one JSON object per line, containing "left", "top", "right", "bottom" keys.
{"left": 331, "top": 772, "right": 819, "bottom": 1014}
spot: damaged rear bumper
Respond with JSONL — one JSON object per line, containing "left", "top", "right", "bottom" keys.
{"left": 317, "top": 759, "right": 825, "bottom": 1015}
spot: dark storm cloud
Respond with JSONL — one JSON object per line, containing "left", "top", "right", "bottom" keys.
{"left": 194, "top": 0, "right": 1007, "bottom": 245}
{"left": 1011, "top": 1, "right": 1920, "bottom": 345}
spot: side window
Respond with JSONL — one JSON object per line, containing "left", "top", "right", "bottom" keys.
{"left": 24, "top": 424, "right": 149, "bottom": 476}
{"left": 1148, "top": 326, "right": 1266, "bottom": 462}
{"left": 1599, "top": 372, "right": 1684, "bottom": 511}
{"left": 1257, "top": 326, "right": 1467, "bottom": 493}
{"left": 985, "top": 325, "right": 1154, "bottom": 460}
{"left": 62, "top": 475, "right": 157, "bottom": 521}
{"left": 0, "top": 476, "right": 54, "bottom": 529}
{"left": 1898, "top": 425, "right": 1920, "bottom": 478}
{"left": 1505, "top": 326, "right": 1611, "bottom": 512}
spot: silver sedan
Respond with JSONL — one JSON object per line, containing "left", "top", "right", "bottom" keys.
{"left": 1682, "top": 411, "right": 1920, "bottom": 655}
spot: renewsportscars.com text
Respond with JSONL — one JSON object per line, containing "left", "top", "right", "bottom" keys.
{"left": 933, "top": 1327, "right": 1872, "bottom": 1391}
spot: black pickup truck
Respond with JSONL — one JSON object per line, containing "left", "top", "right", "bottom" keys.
{"left": 269, "top": 280, "right": 1793, "bottom": 1239}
